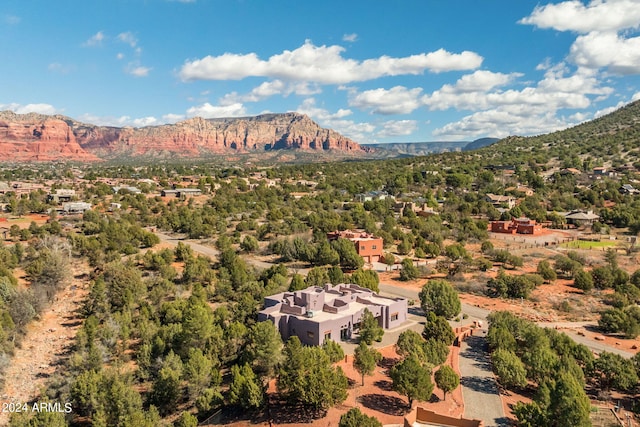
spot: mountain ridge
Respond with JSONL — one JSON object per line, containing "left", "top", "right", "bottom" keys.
{"left": 0, "top": 111, "right": 369, "bottom": 162}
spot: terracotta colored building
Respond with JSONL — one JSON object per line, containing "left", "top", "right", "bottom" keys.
{"left": 258, "top": 283, "right": 407, "bottom": 346}
{"left": 490, "top": 217, "right": 542, "bottom": 235}
{"left": 327, "top": 229, "right": 384, "bottom": 263}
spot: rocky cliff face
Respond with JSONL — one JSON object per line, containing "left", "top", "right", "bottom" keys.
{"left": 77, "top": 112, "right": 368, "bottom": 158}
{"left": 0, "top": 111, "right": 368, "bottom": 161}
{"left": 0, "top": 111, "right": 100, "bottom": 162}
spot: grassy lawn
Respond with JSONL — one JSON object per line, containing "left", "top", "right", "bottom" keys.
{"left": 560, "top": 239, "right": 619, "bottom": 250}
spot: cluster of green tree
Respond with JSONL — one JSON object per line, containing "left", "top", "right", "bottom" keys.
{"left": 71, "top": 212, "right": 159, "bottom": 267}
{"left": 488, "top": 310, "right": 640, "bottom": 426}
{"left": 269, "top": 236, "right": 364, "bottom": 270}
{"left": 486, "top": 270, "right": 544, "bottom": 299}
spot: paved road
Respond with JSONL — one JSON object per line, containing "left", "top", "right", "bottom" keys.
{"left": 458, "top": 329, "right": 509, "bottom": 427}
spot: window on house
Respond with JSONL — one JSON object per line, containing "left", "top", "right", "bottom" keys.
{"left": 391, "top": 312, "right": 398, "bottom": 322}
{"left": 324, "top": 331, "right": 331, "bottom": 341}
{"left": 307, "top": 331, "right": 315, "bottom": 339}
{"left": 372, "top": 245, "right": 377, "bottom": 250}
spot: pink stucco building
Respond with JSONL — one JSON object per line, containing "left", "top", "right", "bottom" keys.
{"left": 258, "top": 283, "right": 408, "bottom": 346}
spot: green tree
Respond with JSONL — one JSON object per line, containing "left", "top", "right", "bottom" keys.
{"left": 322, "top": 339, "right": 345, "bottom": 363}
{"left": 331, "top": 238, "right": 364, "bottom": 270}
{"left": 305, "top": 267, "right": 330, "bottom": 288}
{"left": 573, "top": 269, "right": 594, "bottom": 292}
{"left": 399, "top": 258, "right": 419, "bottom": 281}
{"left": 492, "top": 348, "right": 527, "bottom": 389}
{"left": 419, "top": 279, "right": 461, "bottom": 319}
{"left": 384, "top": 253, "right": 395, "bottom": 271}
{"left": 174, "top": 412, "right": 198, "bottom": 427}
{"left": 434, "top": 365, "right": 459, "bottom": 401}
{"left": 289, "top": 273, "right": 307, "bottom": 291}
{"left": 353, "top": 341, "right": 382, "bottom": 386}
{"left": 338, "top": 408, "right": 382, "bottom": 427}
{"left": 349, "top": 269, "right": 379, "bottom": 293}
{"left": 537, "top": 260, "right": 557, "bottom": 283}
{"left": 149, "top": 351, "right": 183, "bottom": 416}
{"left": 423, "top": 312, "right": 455, "bottom": 345}
{"left": 389, "top": 356, "right": 434, "bottom": 408}
{"left": 228, "top": 363, "right": 264, "bottom": 409}
{"left": 593, "top": 351, "right": 639, "bottom": 392}
{"left": 244, "top": 321, "right": 283, "bottom": 378}
{"left": 395, "top": 330, "right": 427, "bottom": 362}
{"left": 277, "top": 344, "right": 348, "bottom": 410}
{"left": 359, "top": 308, "right": 384, "bottom": 344}
{"left": 547, "top": 371, "right": 592, "bottom": 427}
{"left": 240, "top": 235, "right": 259, "bottom": 252}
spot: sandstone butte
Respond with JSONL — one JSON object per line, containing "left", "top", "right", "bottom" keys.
{"left": 0, "top": 111, "right": 370, "bottom": 162}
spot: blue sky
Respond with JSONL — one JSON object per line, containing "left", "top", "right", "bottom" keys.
{"left": 2, "top": 0, "right": 640, "bottom": 143}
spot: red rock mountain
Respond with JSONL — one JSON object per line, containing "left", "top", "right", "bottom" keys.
{"left": 0, "top": 111, "right": 100, "bottom": 162}
{"left": 0, "top": 111, "right": 368, "bottom": 161}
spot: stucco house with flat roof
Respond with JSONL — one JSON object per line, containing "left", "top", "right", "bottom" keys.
{"left": 258, "top": 283, "right": 408, "bottom": 346}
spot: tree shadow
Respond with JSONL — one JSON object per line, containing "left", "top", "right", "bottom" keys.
{"left": 358, "top": 393, "right": 408, "bottom": 416}
{"left": 213, "top": 406, "right": 269, "bottom": 426}
{"left": 267, "top": 401, "right": 326, "bottom": 424}
{"left": 379, "top": 356, "right": 399, "bottom": 369}
{"left": 460, "top": 375, "right": 499, "bottom": 395}
{"left": 373, "top": 379, "right": 394, "bottom": 392}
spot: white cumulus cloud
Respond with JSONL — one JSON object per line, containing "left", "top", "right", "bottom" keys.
{"left": 186, "top": 102, "right": 247, "bottom": 118}
{"left": 520, "top": 0, "right": 640, "bottom": 33}
{"left": 297, "top": 98, "right": 375, "bottom": 142}
{"left": 0, "top": 103, "right": 59, "bottom": 115}
{"left": 83, "top": 31, "right": 105, "bottom": 47}
{"left": 342, "top": 33, "right": 358, "bottom": 42}
{"left": 125, "top": 63, "right": 152, "bottom": 77}
{"left": 569, "top": 31, "right": 640, "bottom": 74}
{"left": 349, "top": 86, "right": 424, "bottom": 115}
{"left": 377, "top": 120, "right": 418, "bottom": 138}
{"left": 179, "top": 40, "right": 482, "bottom": 83}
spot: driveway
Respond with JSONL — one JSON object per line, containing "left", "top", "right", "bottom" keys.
{"left": 458, "top": 329, "right": 509, "bottom": 427}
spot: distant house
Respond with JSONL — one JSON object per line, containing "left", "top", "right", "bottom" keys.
{"left": 48, "top": 189, "right": 76, "bottom": 203}
{"left": 62, "top": 202, "right": 92, "bottom": 214}
{"left": 559, "top": 168, "right": 582, "bottom": 176}
{"left": 161, "top": 188, "right": 202, "bottom": 198}
{"left": 490, "top": 217, "right": 542, "bottom": 235}
{"left": 619, "top": 184, "right": 639, "bottom": 195}
{"left": 564, "top": 210, "right": 600, "bottom": 226}
{"left": 258, "top": 283, "right": 408, "bottom": 346}
{"left": 354, "top": 191, "right": 393, "bottom": 202}
{"left": 592, "top": 167, "right": 607, "bottom": 175}
{"left": 327, "top": 229, "right": 384, "bottom": 263}
{"left": 112, "top": 185, "right": 141, "bottom": 194}
{"left": 484, "top": 193, "right": 516, "bottom": 209}
{"left": 506, "top": 184, "right": 534, "bottom": 196}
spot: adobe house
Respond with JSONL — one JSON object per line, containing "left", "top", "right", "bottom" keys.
{"left": 490, "top": 217, "right": 542, "bottom": 235}
{"left": 258, "top": 283, "right": 408, "bottom": 346}
{"left": 327, "top": 229, "right": 384, "bottom": 263}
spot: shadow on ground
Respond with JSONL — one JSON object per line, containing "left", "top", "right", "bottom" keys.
{"left": 359, "top": 393, "right": 408, "bottom": 416}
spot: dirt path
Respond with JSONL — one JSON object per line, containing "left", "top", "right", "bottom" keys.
{"left": 0, "top": 260, "right": 89, "bottom": 426}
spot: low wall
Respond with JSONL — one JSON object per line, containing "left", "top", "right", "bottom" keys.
{"left": 404, "top": 407, "right": 484, "bottom": 427}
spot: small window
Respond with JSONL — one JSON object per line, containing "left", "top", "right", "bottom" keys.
{"left": 307, "top": 331, "right": 315, "bottom": 339}
{"left": 324, "top": 331, "right": 331, "bottom": 341}
{"left": 372, "top": 245, "right": 377, "bottom": 250}
{"left": 391, "top": 312, "right": 398, "bottom": 322}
